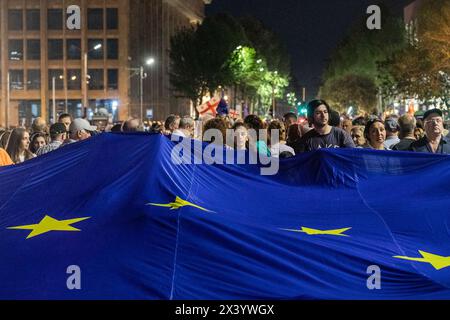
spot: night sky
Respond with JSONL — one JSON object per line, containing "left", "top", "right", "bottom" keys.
{"left": 206, "top": 0, "right": 412, "bottom": 100}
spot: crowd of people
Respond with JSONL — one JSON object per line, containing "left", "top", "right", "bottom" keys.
{"left": 1, "top": 99, "right": 449, "bottom": 168}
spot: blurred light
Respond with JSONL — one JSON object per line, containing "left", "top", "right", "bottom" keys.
{"left": 146, "top": 57, "right": 155, "bottom": 65}
{"left": 94, "top": 44, "right": 102, "bottom": 50}
{"left": 259, "top": 68, "right": 264, "bottom": 72}
{"left": 347, "top": 106, "right": 353, "bottom": 115}
{"left": 256, "top": 59, "right": 262, "bottom": 64}
{"left": 236, "top": 45, "right": 242, "bottom": 50}
{"left": 71, "top": 76, "right": 77, "bottom": 81}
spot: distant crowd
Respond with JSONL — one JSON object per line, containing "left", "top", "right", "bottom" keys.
{"left": 1, "top": 99, "right": 449, "bottom": 168}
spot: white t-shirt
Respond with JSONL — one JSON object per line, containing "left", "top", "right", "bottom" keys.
{"left": 270, "top": 143, "right": 295, "bottom": 158}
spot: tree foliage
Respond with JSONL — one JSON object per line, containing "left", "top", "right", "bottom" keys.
{"left": 380, "top": 0, "right": 450, "bottom": 100}
{"left": 320, "top": 6, "right": 407, "bottom": 112}
{"left": 170, "top": 14, "right": 291, "bottom": 116}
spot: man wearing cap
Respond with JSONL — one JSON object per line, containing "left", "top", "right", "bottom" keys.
{"left": 383, "top": 117, "right": 400, "bottom": 150}
{"left": 36, "top": 123, "right": 68, "bottom": 156}
{"left": 64, "top": 118, "right": 97, "bottom": 145}
{"left": 294, "top": 99, "right": 355, "bottom": 152}
{"left": 409, "top": 109, "right": 450, "bottom": 154}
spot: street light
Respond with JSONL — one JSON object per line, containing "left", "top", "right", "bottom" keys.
{"left": 128, "top": 57, "right": 156, "bottom": 123}
{"left": 82, "top": 43, "right": 103, "bottom": 118}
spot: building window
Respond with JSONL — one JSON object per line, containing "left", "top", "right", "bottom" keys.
{"left": 87, "top": 39, "right": 104, "bottom": 60}
{"left": 67, "top": 100, "right": 83, "bottom": 118}
{"left": 9, "top": 40, "right": 23, "bottom": 61}
{"left": 19, "top": 101, "right": 41, "bottom": 128}
{"left": 88, "top": 69, "right": 104, "bottom": 90}
{"left": 27, "top": 40, "right": 41, "bottom": 60}
{"left": 26, "top": 9, "right": 40, "bottom": 31}
{"left": 107, "top": 39, "right": 118, "bottom": 60}
{"left": 67, "top": 69, "right": 81, "bottom": 90}
{"left": 8, "top": 10, "right": 23, "bottom": 31}
{"left": 107, "top": 8, "right": 118, "bottom": 29}
{"left": 27, "top": 69, "right": 41, "bottom": 90}
{"left": 107, "top": 69, "right": 118, "bottom": 90}
{"left": 67, "top": 39, "right": 81, "bottom": 60}
{"left": 88, "top": 8, "right": 103, "bottom": 30}
{"left": 10, "top": 70, "right": 24, "bottom": 90}
{"left": 48, "top": 69, "right": 64, "bottom": 90}
{"left": 48, "top": 39, "right": 63, "bottom": 60}
{"left": 48, "top": 9, "right": 63, "bottom": 30}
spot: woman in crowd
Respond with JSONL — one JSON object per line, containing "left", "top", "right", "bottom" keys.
{"left": 244, "top": 115, "right": 271, "bottom": 157}
{"left": 351, "top": 126, "right": 366, "bottom": 148}
{"left": 364, "top": 118, "right": 388, "bottom": 150}
{"left": 6, "top": 128, "right": 36, "bottom": 164}
{"left": 203, "top": 117, "right": 228, "bottom": 146}
{"left": 268, "top": 120, "right": 295, "bottom": 158}
{"left": 29, "top": 132, "right": 48, "bottom": 154}
{"left": 231, "top": 122, "right": 248, "bottom": 151}
{"left": 286, "top": 124, "right": 303, "bottom": 155}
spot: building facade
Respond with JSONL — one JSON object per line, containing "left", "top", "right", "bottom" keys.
{"left": 0, "top": 0, "right": 210, "bottom": 128}
{"left": 128, "top": 0, "right": 209, "bottom": 121}
{"left": 404, "top": 0, "right": 423, "bottom": 45}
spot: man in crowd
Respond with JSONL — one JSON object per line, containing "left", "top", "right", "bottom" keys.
{"left": 36, "top": 123, "right": 67, "bottom": 156}
{"left": 64, "top": 118, "right": 97, "bottom": 145}
{"left": 122, "top": 118, "right": 140, "bottom": 132}
{"left": 58, "top": 113, "right": 72, "bottom": 132}
{"left": 342, "top": 119, "right": 353, "bottom": 135}
{"left": 383, "top": 117, "right": 400, "bottom": 150}
{"left": 172, "top": 116, "right": 194, "bottom": 138}
{"left": 31, "top": 117, "right": 48, "bottom": 135}
{"left": 392, "top": 114, "right": 417, "bottom": 151}
{"left": 294, "top": 100, "right": 355, "bottom": 152}
{"left": 283, "top": 112, "right": 298, "bottom": 131}
{"left": 164, "top": 115, "right": 180, "bottom": 134}
{"left": 409, "top": 109, "right": 450, "bottom": 154}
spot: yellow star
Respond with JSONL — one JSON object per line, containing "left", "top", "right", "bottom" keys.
{"left": 394, "top": 250, "right": 450, "bottom": 270}
{"left": 8, "top": 215, "right": 91, "bottom": 239}
{"left": 147, "top": 196, "right": 213, "bottom": 212}
{"left": 281, "top": 226, "right": 352, "bottom": 237}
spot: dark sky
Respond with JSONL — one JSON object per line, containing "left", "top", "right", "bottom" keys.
{"left": 206, "top": 0, "right": 412, "bottom": 100}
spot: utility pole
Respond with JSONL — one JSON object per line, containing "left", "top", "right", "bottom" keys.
{"left": 52, "top": 76, "right": 56, "bottom": 124}
{"left": 6, "top": 72, "right": 10, "bottom": 129}
{"left": 82, "top": 52, "right": 88, "bottom": 118}
{"left": 140, "top": 66, "right": 144, "bottom": 122}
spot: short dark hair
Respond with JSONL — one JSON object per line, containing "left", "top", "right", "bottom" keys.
{"left": 58, "top": 113, "right": 72, "bottom": 121}
{"left": 244, "top": 115, "right": 264, "bottom": 131}
{"left": 283, "top": 112, "right": 297, "bottom": 122}
{"left": 164, "top": 115, "right": 179, "bottom": 131}
{"left": 329, "top": 110, "right": 341, "bottom": 127}
{"left": 307, "top": 99, "right": 331, "bottom": 119}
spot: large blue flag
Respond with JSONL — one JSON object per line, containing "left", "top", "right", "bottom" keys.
{"left": 0, "top": 133, "right": 450, "bottom": 299}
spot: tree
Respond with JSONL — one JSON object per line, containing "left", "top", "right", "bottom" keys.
{"left": 418, "top": 0, "right": 450, "bottom": 73}
{"left": 379, "top": 0, "right": 450, "bottom": 101}
{"left": 169, "top": 27, "right": 206, "bottom": 114}
{"left": 195, "top": 13, "right": 247, "bottom": 97}
{"left": 321, "top": 74, "right": 378, "bottom": 113}
{"left": 169, "top": 14, "right": 247, "bottom": 115}
{"left": 320, "top": 5, "right": 407, "bottom": 112}
{"left": 239, "top": 17, "right": 290, "bottom": 76}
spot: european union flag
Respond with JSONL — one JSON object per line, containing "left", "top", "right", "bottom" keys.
{"left": 1, "top": 133, "right": 450, "bottom": 299}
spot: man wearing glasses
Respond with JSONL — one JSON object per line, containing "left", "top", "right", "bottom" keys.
{"left": 409, "top": 109, "right": 450, "bottom": 154}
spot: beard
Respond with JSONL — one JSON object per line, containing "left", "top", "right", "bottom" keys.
{"left": 314, "top": 119, "right": 328, "bottom": 128}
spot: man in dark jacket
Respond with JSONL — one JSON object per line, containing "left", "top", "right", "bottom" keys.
{"left": 409, "top": 108, "right": 450, "bottom": 154}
